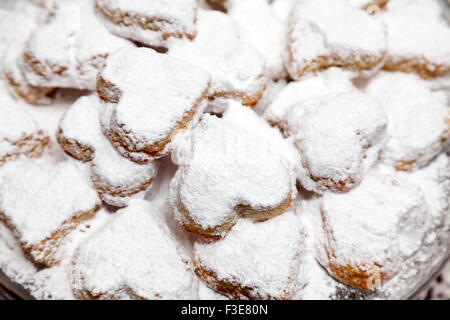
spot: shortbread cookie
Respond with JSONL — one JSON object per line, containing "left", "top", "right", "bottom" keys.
{"left": 264, "top": 68, "right": 355, "bottom": 132}
{"left": 94, "top": 0, "right": 198, "bottom": 48}
{"left": 167, "top": 9, "right": 267, "bottom": 106}
{"left": 0, "top": 1, "right": 56, "bottom": 104}
{"left": 21, "top": 0, "right": 133, "bottom": 91}
{"left": 365, "top": 72, "right": 450, "bottom": 171}
{"left": 0, "top": 85, "right": 49, "bottom": 165}
{"left": 286, "top": 92, "right": 387, "bottom": 193}
{"left": 98, "top": 47, "right": 210, "bottom": 163}
{"left": 194, "top": 210, "right": 303, "bottom": 300}
{"left": 286, "top": 0, "right": 387, "bottom": 80}
{"left": 382, "top": 0, "right": 450, "bottom": 79}
{"left": 0, "top": 159, "right": 101, "bottom": 266}
{"left": 317, "top": 172, "right": 430, "bottom": 290}
{"left": 57, "top": 95, "right": 158, "bottom": 207}
{"left": 169, "top": 103, "right": 298, "bottom": 239}
{"left": 226, "top": 0, "right": 287, "bottom": 79}
{"left": 71, "top": 199, "right": 197, "bottom": 300}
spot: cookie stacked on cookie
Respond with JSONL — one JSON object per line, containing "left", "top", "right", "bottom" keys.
{"left": 0, "top": 0, "right": 448, "bottom": 300}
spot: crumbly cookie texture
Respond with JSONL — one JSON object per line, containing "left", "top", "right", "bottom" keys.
{"left": 286, "top": 0, "right": 387, "bottom": 80}
{"left": 167, "top": 9, "right": 267, "bottom": 106}
{"left": 169, "top": 102, "right": 298, "bottom": 239}
{"left": 0, "top": 159, "right": 101, "bottom": 266}
{"left": 71, "top": 199, "right": 198, "bottom": 300}
{"left": 0, "top": 84, "right": 49, "bottom": 165}
{"left": 382, "top": 0, "right": 450, "bottom": 79}
{"left": 94, "top": 0, "right": 198, "bottom": 47}
{"left": 226, "top": 0, "right": 287, "bottom": 79}
{"left": 264, "top": 68, "right": 355, "bottom": 131}
{"left": 0, "top": 0, "right": 55, "bottom": 104}
{"left": 98, "top": 47, "right": 210, "bottom": 163}
{"left": 317, "top": 170, "right": 430, "bottom": 290}
{"left": 365, "top": 72, "right": 450, "bottom": 171}
{"left": 57, "top": 95, "right": 159, "bottom": 207}
{"left": 281, "top": 91, "right": 387, "bottom": 194}
{"left": 194, "top": 210, "right": 303, "bottom": 300}
{"left": 21, "top": 0, "right": 133, "bottom": 91}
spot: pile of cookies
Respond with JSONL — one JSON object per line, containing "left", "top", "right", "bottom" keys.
{"left": 0, "top": 0, "right": 449, "bottom": 300}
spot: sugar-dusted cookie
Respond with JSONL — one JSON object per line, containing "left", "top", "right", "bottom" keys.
{"left": 194, "top": 210, "right": 303, "bottom": 300}
{"left": 0, "top": 0, "right": 56, "bottom": 104}
{"left": 57, "top": 95, "right": 158, "bottom": 207}
{"left": 0, "top": 159, "right": 101, "bottom": 266}
{"left": 167, "top": 9, "right": 267, "bottom": 106}
{"left": 169, "top": 102, "right": 298, "bottom": 239}
{"left": 264, "top": 68, "right": 355, "bottom": 132}
{"left": 317, "top": 171, "right": 430, "bottom": 290}
{"left": 286, "top": 0, "right": 387, "bottom": 80}
{"left": 0, "top": 84, "right": 49, "bottom": 165}
{"left": 382, "top": 0, "right": 450, "bottom": 79}
{"left": 98, "top": 47, "right": 210, "bottom": 163}
{"left": 71, "top": 199, "right": 198, "bottom": 300}
{"left": 226, "top": 0, "right": 287, "bottom": 79}
{"left": 94, "top": 0, "right": 198, "bottom": 48}
{"left": 365, "top": 72, "right": 449, "bottom": 171}
{"left": 21, "top": 0, "right": 133, "bottom": 91}
{"left": 285, "top": 92, "right": 387, "bottom": 193}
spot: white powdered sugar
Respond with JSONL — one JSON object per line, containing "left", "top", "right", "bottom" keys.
{"left": 0, "top": 0, "right": 448, "bottom": 301}
{"left": 287, "top": 92, "right": 387, "bottom": 193}
{"left": 317, "top": 170, "right": 431, "bottom": 289}
{"left": 264, "top": 68, "right": 356, "bottom": 129}
{"left": 382, "top": 0, "right": 450, "bottom": 77}
{"left": 405, "top": 154, "right": 449, "bottom": 236}
{"left": 169, "top": 102, "right": 298, "bottom": 238}
{"left": 167, "top": 8, "right": 267, "bottom": 106}
{"left": 58, "top": 94, "right": 159, "bottom": 207}
{"left": 0, "top": 159, "right": 101, "bottom": 263}
{"left": 0, "top": 0, "right": 55, "bottom": 104}
{"left": 22, "top": 0, "right": 133, "bottom": 90}
{"left": 0, "top": 83, "right": 49, "bottom": 162}
{"left": 94, "top": 0, "right": 198, "bottom": 47}
{"left": 364, "top": 71, "right": 450, "bottom": 171}
{"left": 99, "top": 47, "right": 210, "bottom": 162}
{"left": 71, "top": 199, "right": 198, "bottom": 300}
{"left": 287, "top": 0, "right": 387, "bottom": 79}
{"left": 227, "top": 0, "right": 287, "bottom": 79}
{"left": 194, "top": 210, "right": 303, "bottom": 300}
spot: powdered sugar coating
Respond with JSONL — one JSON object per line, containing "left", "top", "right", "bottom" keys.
{"left": 407, "top": 154, "right": 449, "bottom": 232}
{"left": 264, "top": 68, "right": 355, "bottom": 131}
{"left": 169, "top": 102, "right": 298, "bottom": 238}
{"left": 99, "top": 47, "right": 210, "bottom": 163}
{"left": 287, "top": 92, "right": 387, "bottom": 193}
{"left": 317, "top": 170, "right": 430, "bottom": 290}
{"left": 382, "top": 0, "right": 450, "bottom": 78}
{"left": 365, "top": 72, "right": 450, "bottom": 171}
{"left": 0, "top": 159, "right": 101, "bottom": 265}
{"left": 194, "top": 210, "right": 303, "bottom": 299}
{"left": 287, "top": 0, "right": 387, "bottom": 79}
{"left": 71, "top": 199, "right": 198, "bottom": 300}
{"left": 0, "top": 0, "right": 55, "bottom": 104}
{"left": 0, "top": 83, "right": 49, "bottom": 164}
{"left": 95, "top": 0, "right": 198, "bottom": 47}
{"left": 227, "top": 0, "right": 287, "bottom": 79}
{"left": 167, "top": 9, "right": 267, "bottom": 106}
{"left": 57, "top": 94, "right": 159, "bottom": 207}
{"left": 22, "top": 0, "right": 133, "bottom": 90}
